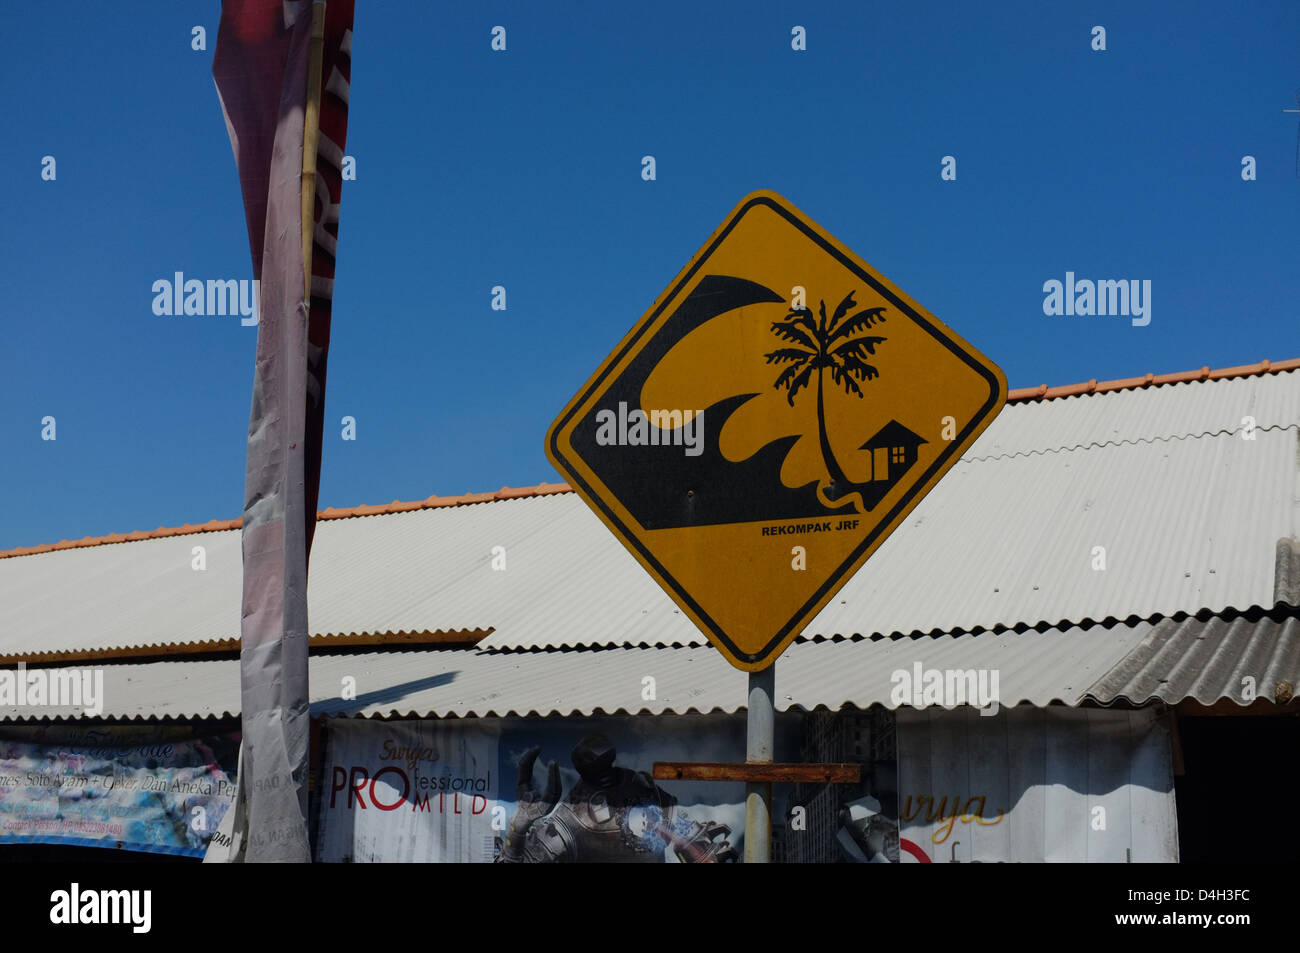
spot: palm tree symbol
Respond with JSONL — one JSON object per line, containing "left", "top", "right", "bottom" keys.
{"left": 764, "top": 291, "right": 886, "bottom": 503}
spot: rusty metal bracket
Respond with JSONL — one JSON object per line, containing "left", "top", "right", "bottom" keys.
{"left": 653, "top": 762, "right": 861, "bottom": 784}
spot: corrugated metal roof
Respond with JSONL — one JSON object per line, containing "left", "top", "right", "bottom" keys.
{"left": 968, "top": 369, "right": 1300, "bottom": 460}
{"left": 0, "top": 370, "right": 1297, "bottom": 659}
{"left": 0, "top": 531, "right": 245, "bottom": 655}
{"left": 797, "top": 427, "right": 1299, "bottom": 643}
{"left": 0, "top": 622, "right": 1149, "bottom": 722}
{"left": 1085, "top": 612, "right": 1300, "bottom": 707}
{"left": 476, "top": 426, "right": 1299, "bottom": 650}
{"left": 0, "top": 493, "right": 705, "bottom": 658}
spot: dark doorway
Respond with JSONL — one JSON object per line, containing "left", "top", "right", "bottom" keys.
{"left": 1174, "top": 714, "right": 1298, "bottom": 863}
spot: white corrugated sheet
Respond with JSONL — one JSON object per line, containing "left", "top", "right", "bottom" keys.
{"left": 0, "top": 531, "right": 244, "bottom": 654}
{"left": 967, "top": 370, "right": 1300, "bottom": 460}
{"left": 800, "top": 427, "right": 1298, "bottom": 645}
{"left": 1085, "top": 613, "right": 1300, "bottom": 707}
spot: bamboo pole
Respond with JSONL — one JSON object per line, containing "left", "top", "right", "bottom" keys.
{"left": 301, "top": 1, "right": 327, "bottom": 300}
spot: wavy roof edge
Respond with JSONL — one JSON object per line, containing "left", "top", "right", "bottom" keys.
{"left": 309, "top": 699, "right": 1082, "bottom": 720}
{"left": 7, "top": 702, "right": 1042, "bottom": 724}
{"left": 3, "top": 356, "right": 1297, "bottom": 561}
{"left": 5, "top": 609, "right": 1298, "bottom": 722}
{"left": 11, "top": 605, "right": 1296, "bottom": 668}
{"left": 475, "top": 604, "right": 1300, "bottom": 654}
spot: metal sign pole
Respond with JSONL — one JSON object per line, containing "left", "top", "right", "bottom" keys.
{"left": 744, "top": 663, "right": 775, "bottom": 863}
{"left": 654, "top": 661, "right": 854, "bottom": 861}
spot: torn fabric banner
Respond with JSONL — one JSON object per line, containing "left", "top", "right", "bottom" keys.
{"left": 208, "top": 0, "right": 353, "bottom": 863}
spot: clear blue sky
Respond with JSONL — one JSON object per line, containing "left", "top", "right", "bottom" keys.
{"left": 2, "top": 1, "right": 1297, "bottom": 550}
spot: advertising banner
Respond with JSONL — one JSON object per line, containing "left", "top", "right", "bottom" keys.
{"left": 0, "top": 725, "right": 239, "bottom": 857}
{"left": 897, "top": 706, "right": 1178, "bottom": 862}
{"left": 317, "top": 719, "right": 499, "bottom": 863}
{"left": 317, "top": 714, "right": 798, "bottom": 863}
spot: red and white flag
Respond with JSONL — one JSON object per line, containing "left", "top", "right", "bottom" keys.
{"left": 207, "top": 0, "right": 353, "bottom": 862}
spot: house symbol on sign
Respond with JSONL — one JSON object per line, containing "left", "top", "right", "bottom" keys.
{"left": 825, "top": 419, "right": 928, "bottom": 511}
{"left": 861, "top": 420, "right": 928, "bottom": 483}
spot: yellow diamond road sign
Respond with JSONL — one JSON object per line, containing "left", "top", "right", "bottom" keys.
{"left": 546, "top": 190, "right": 1006, "bottom": 672}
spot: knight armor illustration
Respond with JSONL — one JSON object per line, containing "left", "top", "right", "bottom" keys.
{"left": 497, "top": 733, "right": 736, "bottom": 863}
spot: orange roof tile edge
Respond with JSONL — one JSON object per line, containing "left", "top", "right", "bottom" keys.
{"left": 0, "top": 482, "right": 573, "bottom": 560}
{"left": 4, "top": 356, "right": 1297, "bottom": 560}
{"left": 1007, "top": 356, "right": 1300, "bottom": 402}
{"left": 0, "top": 628, "right": 495, "bottom": 666}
